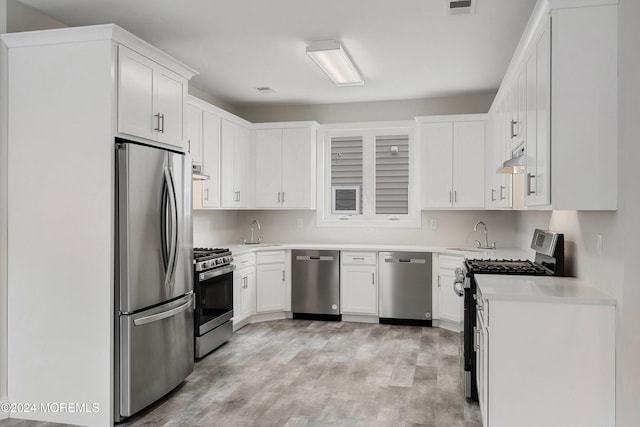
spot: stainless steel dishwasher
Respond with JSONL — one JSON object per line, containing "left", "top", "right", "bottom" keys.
{"left": 291, "top": 250, "right": 341, "bottom": 321}
{"left": 378, "top": 252, "right": 432, "bottom": 326}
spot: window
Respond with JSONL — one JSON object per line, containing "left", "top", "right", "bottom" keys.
{"left": 375, "top": 135, "right": 409, "bottom": 215}
{"left": 318, "top": 122, "right": 419, "bottom": 227}
{"left": 331, "top": 136, "right": 363, "bottom": 214}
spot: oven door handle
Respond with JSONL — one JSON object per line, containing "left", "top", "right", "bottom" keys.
{"left": 453, "top": 280, "right": 464, "bottom": 297}
{"left": 199, "top": 265, "right": 235, "bottom": 281}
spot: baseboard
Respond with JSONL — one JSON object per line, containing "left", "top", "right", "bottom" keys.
{"left": 249, "top": 311, "right": 290, "bottom": 324}
{"left": 0, "top": 397, "right": 8, "bottom": 420}
{"left": 433, "top": 318, "right": 463, "bottom": 333}
{"left": 341, "top": 314, "right": 379, "bottom": 324}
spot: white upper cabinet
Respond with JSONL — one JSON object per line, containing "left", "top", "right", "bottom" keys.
{"left": 254, "top": 123, "right": 318, "bottom": 209}
{"left": 200, "top": 110, "right": 221, "bottom": 208}
{"left": 419, "top": 116, "right": 486, "bottom": 209}
{"left": 524, "top": 20, "right": 551, "bottom": 207}
{"left": 489, "top": 1, "right": 617, "bottom": 211}
{"left": 186, "top": 103, "right": 203, "bottom": 166}
{"left": 117, "top": 45, "right": 190, "bottom": 149}
{"left": 220, "top": 119, "right": 252, "bottom": 208}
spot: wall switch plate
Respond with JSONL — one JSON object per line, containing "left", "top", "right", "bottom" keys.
{"left": 429, "top": 219, "right": 437, "bottom": 230}
{"left": 296, "top": 218, "right": 303, "bottom": 228}
{"left": 596, "top": 234, "right": 603, "bottom": 256}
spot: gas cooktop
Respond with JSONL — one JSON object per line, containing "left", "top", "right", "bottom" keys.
{"left": 465, "top": 259, "right": 550, "bottom": 275}
{"left": 193, "top": 247, "right": 231, "bottom": 261}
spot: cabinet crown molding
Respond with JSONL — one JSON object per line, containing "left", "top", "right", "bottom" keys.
{"left": 1, "top": 23, "right": 198, "bottom": 79}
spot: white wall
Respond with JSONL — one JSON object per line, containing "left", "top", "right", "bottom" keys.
{"left": 235, "top": 92, "right": 496, "bottom": 124}
{"left": 188, "top": 85, "right": 242, "bottom": 117}
{"left": 0, "top": 1, "right": 66, "bottom": 415}
{"left": 0, "top": 0, "right": 8, "bottom": 415}
{"left": 193, "top": 210, "right": 240, "bottom": 247}
{"left": 226, "top": 210, "right": 518, "bottom": 248}
{"left": 5, "top": 0, "right": 66, "bottom": 32}
{"left": 617, "top": 0, "right": 640, "bottom": 424}
{"left": 515, "top": 1, "right": 640, "bottom": 424}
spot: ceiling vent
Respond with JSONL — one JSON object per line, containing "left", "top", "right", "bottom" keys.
{"left": 447, "top": 0, "right": 476, "bottom": 16}
{"left": 256, "top": 87, "right": 276, "bottom": 94}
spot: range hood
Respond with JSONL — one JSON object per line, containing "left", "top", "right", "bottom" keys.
{"left": 192, "top": 164, "right": 210, "bottom": 180}
{"left": 497, "top": 145, "right": 525, "bottom": 174}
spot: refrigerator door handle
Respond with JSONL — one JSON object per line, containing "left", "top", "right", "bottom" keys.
{"left": 163, "top": 165, "right": 179, "bottom": 290}
{"left": 133, "top": 297, "right": 192, "bottom": 326}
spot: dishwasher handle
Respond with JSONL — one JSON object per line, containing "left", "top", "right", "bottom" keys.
{"left": 385, "top": 258, "right": 426, "bottom": 264}
{"left": 296, "top": 255, "right": 335, "bottom": 262}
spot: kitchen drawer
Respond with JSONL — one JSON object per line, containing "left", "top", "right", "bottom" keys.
{"left": 439, "top": 254, "right": 464, "bottom": 271}
{"left": 234, "top": 253, "right": 256, "bottom": 269}
{"left": 257, "top": 250, "right": 286, "bottom": 265}
{"left": 341, "top": 252, "right": 377, "bottom": 265}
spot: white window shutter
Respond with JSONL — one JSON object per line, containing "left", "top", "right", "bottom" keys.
{"left": 331, "top": 137, "right": 363, "bottom": 214}
{"left": 375, "top": 135, "right": 409, "bottom": 214}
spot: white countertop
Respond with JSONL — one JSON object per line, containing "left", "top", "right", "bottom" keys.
{"left": 476, "top": 275, "right": 616, "bottom": 306}
{"left": 225, "top": 243, "right": 531, "bottom": 260}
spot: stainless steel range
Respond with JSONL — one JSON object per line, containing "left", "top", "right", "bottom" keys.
{"left": 454, "top": 229, "right": 565, "bottom": 401}
{"left": 193, "top": 247, "right": 234, "bottom": 358}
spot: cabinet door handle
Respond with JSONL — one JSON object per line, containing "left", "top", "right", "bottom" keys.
{"left": 282, "top": 192, "right": 285, "bottom": 203}
{"left": 499, "top": 185, "right": 506, "bottom": 200}
{"left": 437, "top": 276, "right": 441, "bottom": 287}
{"left": 282, "top": 270, "right": 285, "bottom": 282}
{"left": 238, "top": 191, "right": 241, "bottom": 202}
{"left": 449, "top": 191, "right": 452, "bottom": 203}
{"left": 372, "top": 272, "right": 375, "bottom": 285}
{"left": 277, "top": 192, "right": 281, "bottom": 203}
{"left": 154, "top": 113, "right": 161, "bottom": 132}
{"left": 204, "top": 188, "right": 209, "bottom": 201}
{"left": 511, "top": 120, "right": 517, "bottom": 138}
{"left": 244, "top": 276, "right": 248, "bottom": 289}
{"left": 454, "top": 191, "right": 457, "bottom": 203}
{"left": 188, "top": 140, "right": 191, "bottom": 153}
{"left": 526, "top": 173, "right": 536, "bottom": 195}
{"left": 491, "top": 189, "right": 496, "bottom": 202}
{"left": 160, "top": 113, "right": 165, "bottom": 133}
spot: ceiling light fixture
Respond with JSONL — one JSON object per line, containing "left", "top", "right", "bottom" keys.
{"left": 306, "top": 40, "right": 364, "bottom": 87}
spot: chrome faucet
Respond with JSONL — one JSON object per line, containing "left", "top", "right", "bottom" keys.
{"left": 249, "top": 219, "right": 262, "bottom": 244}
{"left": 473, "top": 221, "right": 496, "bottom": 249}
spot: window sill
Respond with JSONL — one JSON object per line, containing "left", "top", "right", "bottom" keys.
{"left": 316, "top": 215, "right": 422, "bottom": 229}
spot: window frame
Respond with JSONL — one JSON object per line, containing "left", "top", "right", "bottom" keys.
{"left": 317, "top": 121, "right": 421, "bottom": 228}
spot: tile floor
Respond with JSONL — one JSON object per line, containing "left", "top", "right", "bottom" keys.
{"left": 0, "top": 320, "right": 482, "bottom": 427}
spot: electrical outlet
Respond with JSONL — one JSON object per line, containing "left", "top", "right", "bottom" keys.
{"left": 596, "top": 234, "right": 603, "bottom": 256}
{"left": 429, "top": 219, "right": 437, "bottom": 230}
{"left": 296, "top": 218, "right": 303, "bottom": 229}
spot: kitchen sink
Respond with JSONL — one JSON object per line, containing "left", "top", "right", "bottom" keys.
{"left": 241, "top": 243, "right": 281, "bottom": 247}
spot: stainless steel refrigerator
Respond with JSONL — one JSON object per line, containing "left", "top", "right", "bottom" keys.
{"left": 115, "top": 140, "right": 194, "bottom": 420}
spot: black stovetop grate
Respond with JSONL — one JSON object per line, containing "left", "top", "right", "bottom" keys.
{"left": 465, "top": 258, "right": 550, "bottom": 275}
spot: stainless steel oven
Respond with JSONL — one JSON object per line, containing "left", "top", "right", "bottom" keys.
{"left": 194, "top": 248, "right": 234, "bottom": 358}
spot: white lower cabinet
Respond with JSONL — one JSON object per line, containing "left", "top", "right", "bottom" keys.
{"left": 256, "top": 251, "right": 287, "bottom": 313}
{"left": 340, "top": 252, "right": 377, "bottom": 315}
{"left": 435, "top": 255, "right": 464, "bottom": 327}
{"left": 477, "top": 288, "right": 615, "bottom": 427}
{"left": 233, "top": 253, "right": 256, "bottom": 330}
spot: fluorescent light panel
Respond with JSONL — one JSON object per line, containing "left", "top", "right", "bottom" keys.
{"left": 306, "top": 40, "right": 363, "bottom": 87}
